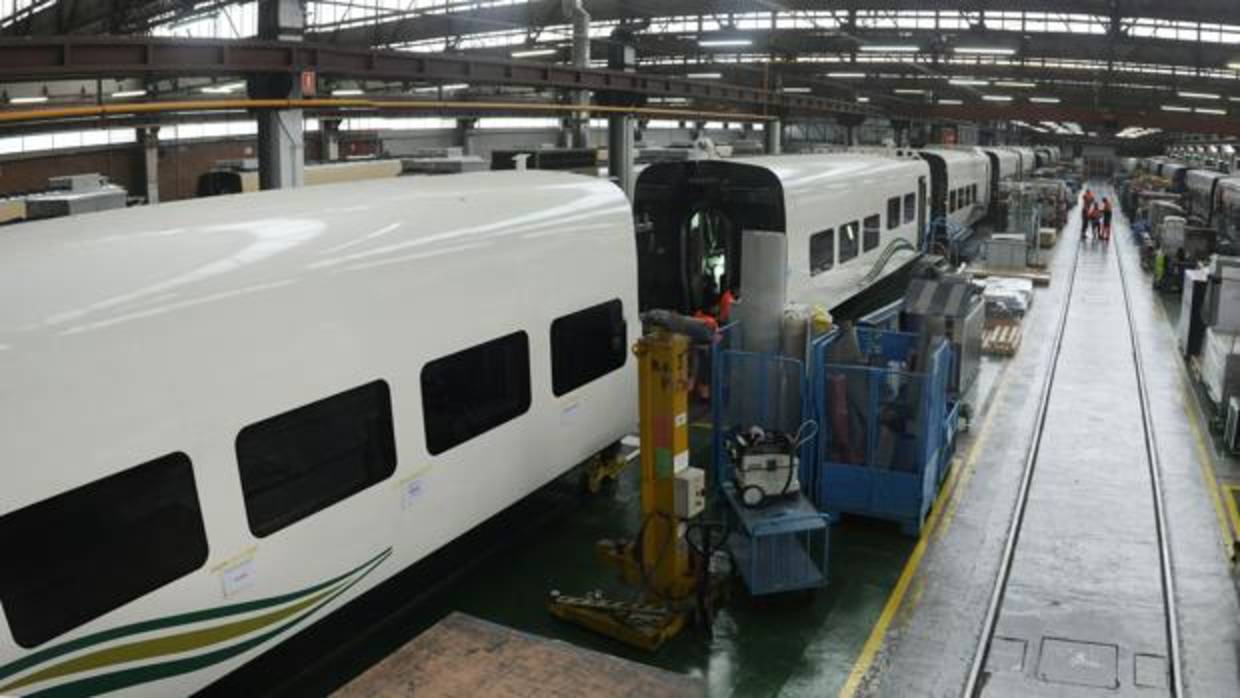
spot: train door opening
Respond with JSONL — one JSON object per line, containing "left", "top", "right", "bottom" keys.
{"left": 917, "top": 175, "right": 927, "bottom": 249}
{"left": 633, "top": 161, "right": 786, "bottom": 315}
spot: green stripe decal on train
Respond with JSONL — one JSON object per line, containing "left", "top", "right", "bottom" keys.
{"left": 0, "top": 549, "right": 391, "bottom": 697}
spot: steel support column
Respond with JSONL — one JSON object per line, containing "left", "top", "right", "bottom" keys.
{"left": 764, "top": 118, "right": 782, "bottom": 155}
{"left": 607, "top": 114, "right": 634, "bottom": 199}
{"left": 320, "top": 117, "right": 341, "bottom": 161}
{"left": 138, "top": 126, "right": 159, "bottom": 204}
{"left": 253, "top": 0, "right": 304, "bottom": 190}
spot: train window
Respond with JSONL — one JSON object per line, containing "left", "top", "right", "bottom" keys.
{"left": 949, "top": 190, "right": 957, "bottom": 212}
{"left": 886, "top": 197, "right": 900, "bottom": 230}
{"left": 237, "top": 380, "right": 397, "bottom": 537}
{"left": 551, "top": 299, "right": 627, "bottom": 396}
{"left": 0, "top": 452, "right": 208, "bottom": 648}
{"left": 810, "top": 229, "right": 835, "bottom": 275}
{"left": 422, "top": 332, "right": 531, "bottom": 455}
{"left": 903, "top": 193, "right": 916, "bottom": 223}
{"left": 972, "top": 184, "right": 979, "bottom": 204}
{"left": 863, "top": 215, "right": 881, "bottom": 252}
{"left": 839, "top": 221, "right": 860, "bottom": 262}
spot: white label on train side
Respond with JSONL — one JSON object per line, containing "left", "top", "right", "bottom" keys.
{"left": 221, "top": 557, "right": 257, "bottom": 597}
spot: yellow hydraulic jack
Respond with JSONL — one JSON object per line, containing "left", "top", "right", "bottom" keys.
{"left": 549, "top": 311, "right": 716, "bottom": 651}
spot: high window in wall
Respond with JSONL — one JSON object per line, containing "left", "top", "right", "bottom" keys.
{"left": 236, "top": 380, "right": 398, "bottom": 537}
{"left": 0, "top": 452, "right": 209, "bottom": 647}
{"left": 551, "top": 300, "right": 628, "bottom": 396}
{"left": 810, "top": 229, "right": 835, "bottom": 275}
{"left": 839, "top": 221, "right": 860, "bottom": 262}
{"left": 422, "top": 332, "right": 532, "bottom": 455}
{"left": 863, "top": 214, "right": 881, "bottom": 251}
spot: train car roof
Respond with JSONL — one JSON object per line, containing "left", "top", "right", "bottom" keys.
{"left": 716, "top": 152, "right": 929, "bottom": 181}
{"left": 0, "top": 170, "right": 629, "bottom": 332}
{"left": 917, "top": 148, "right": 989, "bottom": 164}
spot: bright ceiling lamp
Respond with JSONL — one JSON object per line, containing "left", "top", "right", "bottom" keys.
{"left": 686, "top": 72, "right": 723, "bottom": 79}
{"left": 982, "top": 95, "right": 1013, "bottom": 102}
{"left": 949, "top": 78, "right": 989, "bottom": 86}
{"left": 111, "top": 89, "right": 147, "bottom": 98}
{"left": 954, "top": 46, "right": 1016, "bottom": 55}
{"left": 995, "top": 81, "right": 1036, "bottom": 88}
{"left": 938, "top": 99, "right": 964, "bottom": 105}
{"left": 826, "top": 72, "right": 866, "bottom": 78}
{"left": 413, "top": 83, "right": 468, "bottom": 93}
{"left": 511, "top": 48, "right": 556, "bottom": 58}
{"left": 332, "top": 88, "right": 364, "bottom": 96}
{"left": 10, "top": 95, "right": 48, "bottom": 104}
{"left": 859, "top": 45, "right": 920, "bottom": 53}
{"left": 1161, "top": 105, "right": 1191, "bottom": 112}
{"left": 1029, "top": 96, "right": 1061, "bottom": 103}
{"left": 782, "top": 86, "right": 812, "bottom": 93}
{"left": 1178, "top": 91, "right": 1220, "bottom": 100}
{"left": 893, "top": 88, "right": 926, "bottom": 95}
{"left": 201, "top": 81, "right": 244, "bottom": 94}
{"left": 1196, "top": 107, "right": 1227, "bottom": 115}
{"left": 1228, "top": 62, "right": 1240, "bottom": 70}
{"left": 699, "top": 38, "right": 752, "bottom": 47}
{"left": 857, "top": 96, "right": 871, "bottom": 103}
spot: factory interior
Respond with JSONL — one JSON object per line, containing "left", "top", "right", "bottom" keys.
{"left": 4, "top": 2, "right": 1240, "bottom": 697}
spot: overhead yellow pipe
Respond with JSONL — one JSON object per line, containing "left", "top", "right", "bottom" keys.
{"left": 0, "top": 98, "right": 775, "bottom": 125}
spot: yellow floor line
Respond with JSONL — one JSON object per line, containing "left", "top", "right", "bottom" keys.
{"left": 1224, "top": 485, "right": 1240, "bottom": 544}
{"left": 838, "top": 368, "right": 1009, "bottom": 697}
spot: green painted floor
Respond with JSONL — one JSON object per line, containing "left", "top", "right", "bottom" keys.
{"left": 359, "top": 425, "right": 917, "bottom": 697}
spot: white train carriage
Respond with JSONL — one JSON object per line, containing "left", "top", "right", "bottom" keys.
{"left": 1010, "top": 146, "right": 1037, "bottom": 177}
{"left": 918, "top": 148, "right": 991, "bottom": 231}
{"left": 633, "top": 152, "right": 930, "bottom": 316}
{"left": 0, "top": 171, "right": 637, "bottom": 696}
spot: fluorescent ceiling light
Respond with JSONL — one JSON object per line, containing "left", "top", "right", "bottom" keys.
{"left": 857, "top": 96, "right": 871, "bottom": 103}
{"left": 1030, "top": 96, "right": 1061, "bottom": 104}
{"left": 949, "top": 79, "right": 989, "bottom": 86}
{"left": 1228, "top": 63, "right": 1240, "bottom": 71}
{"left": 413, "top": 83, "right": 469, "bottom": 93}
{"left": 699, "top": 39, "right": 752, "bottom": 47}
{"left": 332, "top": 88, "right": 364, "bottom": 96}
{"left": 954, "top": 46, "right": 1016, "bottom": 55}
{"left": 995, "top": 81, "right": 1037, "bottom": 88}
{"left": 511, "top": 48, "right": 556, "bottom": 58}
{"left": 10, "top": 96, "right": 48, "bottom": 104}
{"left": 687, "top": 72, "right": 723, "bottom": 79}
{"left": 893, "top": 88, "right": 926, "bottom": 95}
{"left": 826, "top": 72, "right": 866, "bottom": 79}
{"left": 111, "top": 89, "right": 147, "bottom": 98}
{"left": 782, "top": 87, "right": 812, "bottom": 93}
{"left": 859, "top": 45, "right": 920, "bottom": 53}
{"left": 1196, "top": 107, "right": 1227, "bottom": 115}
{"left": 201, "top": 81, "right": 245, "bottom": 94}
{"left": 982, "top": 95, "right": 1013, "bottom": 102}
{"left": 1178, "top": 91, "right": 1220, "bottom": 100}
{"left": 1161, "top": 105, "right": 1191, "bottom": 112}
{"left": 938, "top": 99, "right": 963, "bottom": 105}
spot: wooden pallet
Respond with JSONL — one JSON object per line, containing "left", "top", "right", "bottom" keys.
{"left": 983, "top": 323, "right": 1023, "bottom": 357}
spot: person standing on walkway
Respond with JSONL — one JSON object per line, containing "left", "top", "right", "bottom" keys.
{"left": 1090, "top": 203, "right": 1103, "bottom": 238}
{"left": 1081, "top": 198, "right": 1093, "bottom": 239}
{"left": 1101, "top": 197, "right": 1114, "bottom": 241}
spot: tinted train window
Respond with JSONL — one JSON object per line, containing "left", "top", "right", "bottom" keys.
{"left": 422, "top": 332, "right": 531, "bottom": 455}
{"left": 810, "top": 229, "right": 834, "bottom": 275}
{"left": 886, "top": 197, "right": 900, "bottom": 230}
{"left": 551, "top": 299, "right": 627, "bottom": 396}
{"left": 972, "top": 184, "right": 979, "bottom": 203}
{"left": 839, "top": 221, "right": 860, "bottom": 262}
{"left": 864, "top": 215, "right": 881, "bottom": 252}
{"left": 237, "top": 381, "right": 397, "bottom": 537}
{"left": 0, "top": 452, "right": 208, "bottom": 648}
{"left": 903, "top": 193, "right": 916, "bottom": 223}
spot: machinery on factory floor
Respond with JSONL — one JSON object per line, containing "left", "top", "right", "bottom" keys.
{"left": 548, "top": 311, "right": 720, "bottom": 651}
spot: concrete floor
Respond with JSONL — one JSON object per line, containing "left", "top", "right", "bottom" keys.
{"left": 856, "top": 191, "right": 1240, "bottom": 697}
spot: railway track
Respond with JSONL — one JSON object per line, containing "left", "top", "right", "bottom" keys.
{"left": 963, "top": 206, "right": 1182, "bottom": 697}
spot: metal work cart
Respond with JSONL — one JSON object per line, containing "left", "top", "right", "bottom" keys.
{"left": 810, "top": 327, "right": 959, "bottom": 535}
{"left": 711, "top": 340, "right": 831, "bottom": 596}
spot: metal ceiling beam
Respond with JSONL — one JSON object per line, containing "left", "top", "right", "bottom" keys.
{"left": 0, "top": 36, "right": 876, "bottom": 117}
{"left": 310, "top": 0, "right": 1240, "bottom": 47}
